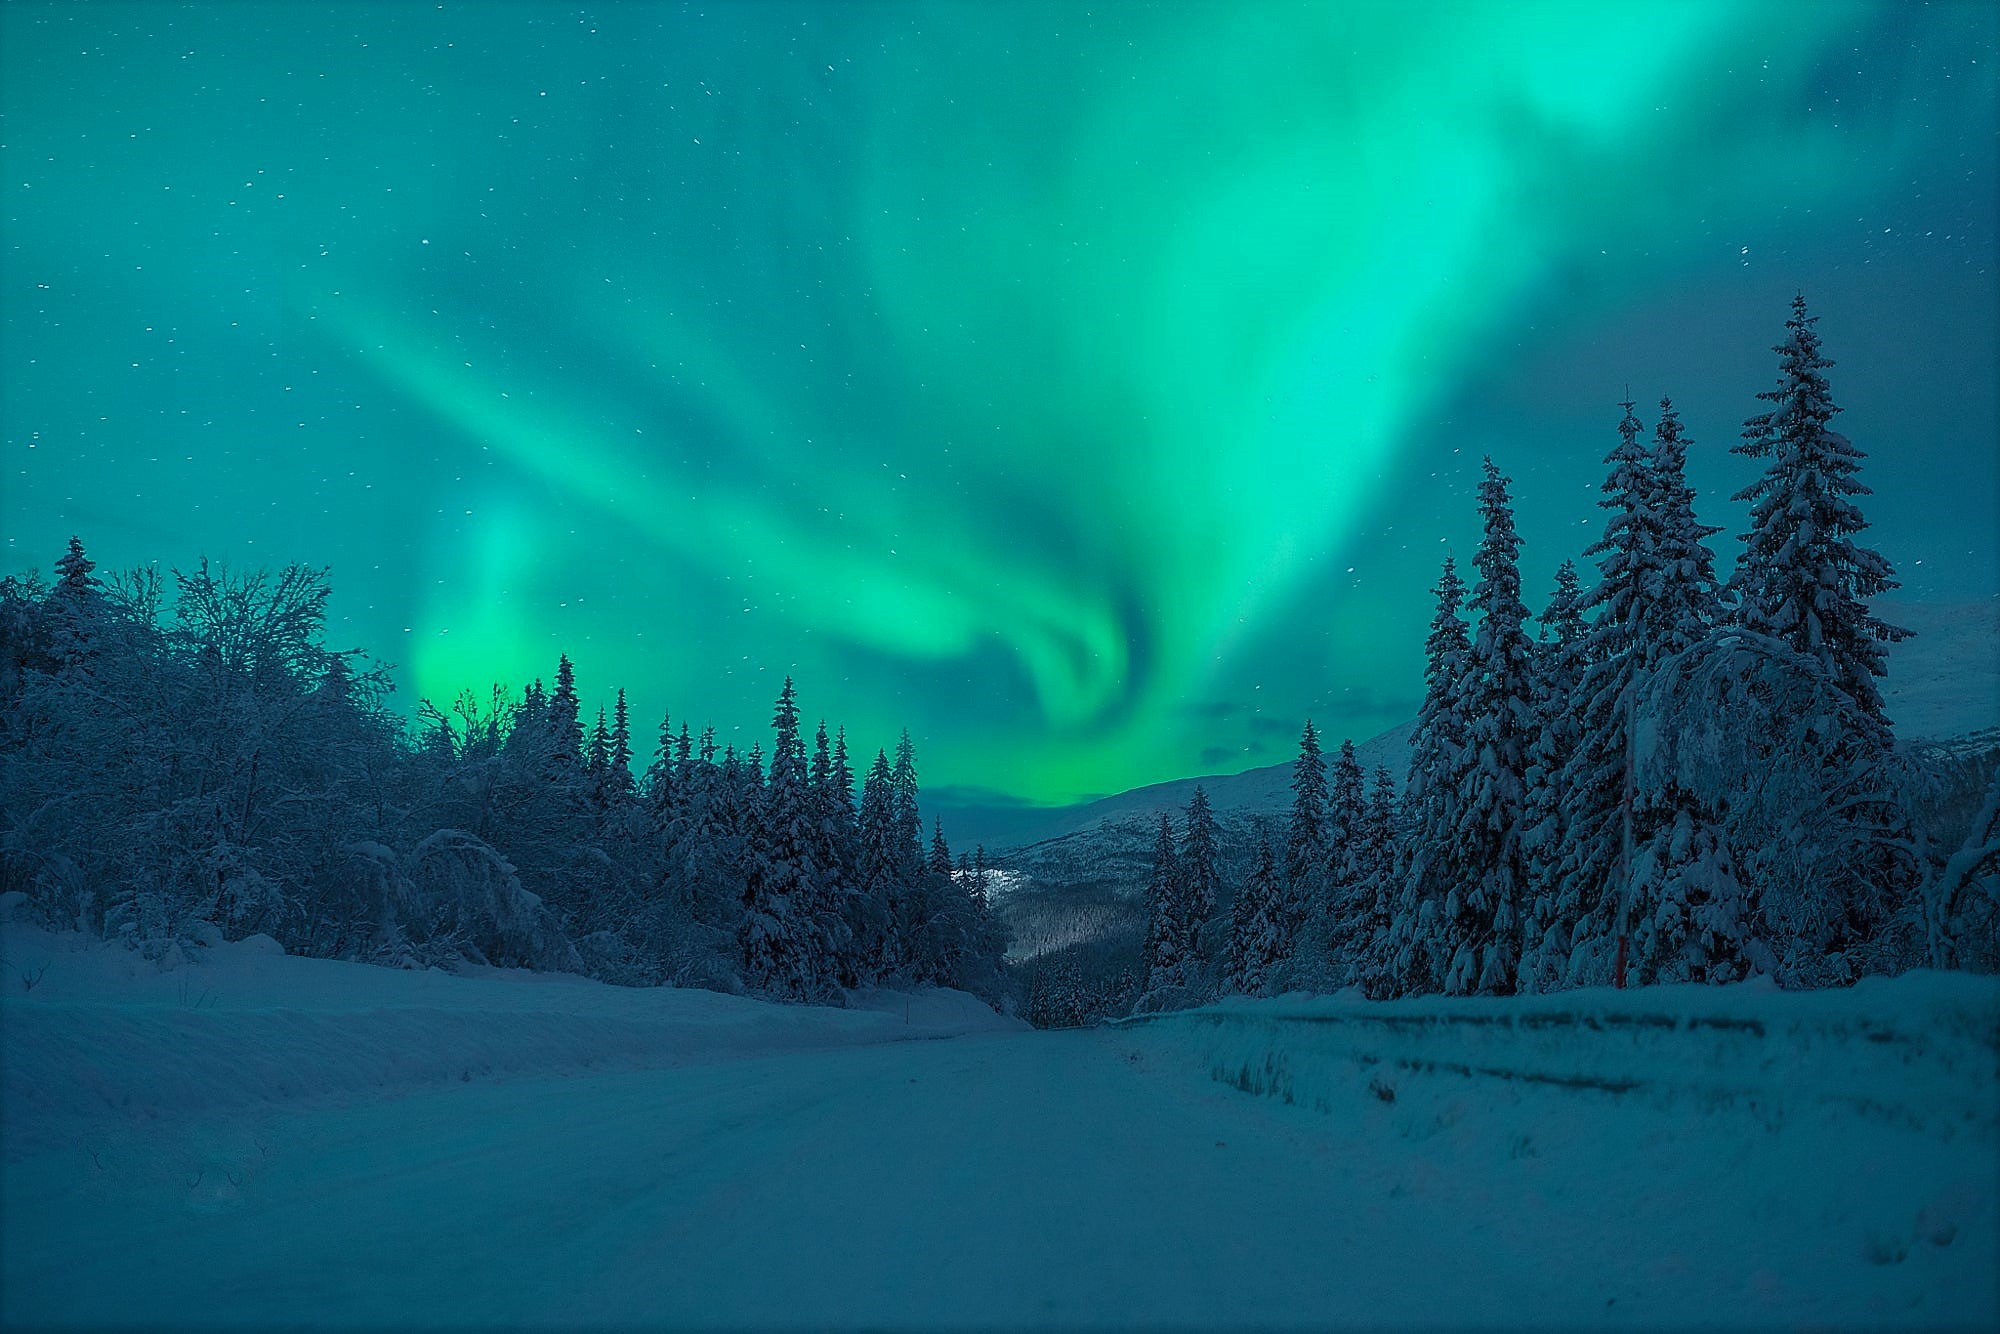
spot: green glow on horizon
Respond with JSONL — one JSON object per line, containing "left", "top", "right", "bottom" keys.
{"left": 3, "top": 0, "right": 1994, "bottom": 804}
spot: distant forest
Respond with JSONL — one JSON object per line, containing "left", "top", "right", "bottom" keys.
{"left": 4, "top": 297, "right": 1996, "bottom": 1021}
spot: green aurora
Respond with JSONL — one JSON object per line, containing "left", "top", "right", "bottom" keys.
{"left": 3, "top": 1, "right": 1995, "bottom": 806}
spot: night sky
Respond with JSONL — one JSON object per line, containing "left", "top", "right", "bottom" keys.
{"left": 4, "top": 1, "right": 1995, "bottom": 806}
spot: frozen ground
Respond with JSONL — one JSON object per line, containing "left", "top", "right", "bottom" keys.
{"left": 3, "top": 916, "right": 1995, "bottom": 1330}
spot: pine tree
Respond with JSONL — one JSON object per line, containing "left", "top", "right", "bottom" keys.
{"left": 853, "top": 749, "right": 899, "bottom": 978}
{"left": 607, "top": 688, "right": 634, "bottom": 797}
{"left": 740, "top": 678, "right": 825, "bottom": 999}
{"left": 1732, "top": 295, "right": 1908, "bottom": 740}
{"left": 887, "top": 730, "right": 933, "bottom": 975}
{"left": 1323, "top": 739, "right": 1369, "bottom": 979}
{"left": 1176, "top": 786, "right": 1220, "bottom": 985}
{"left": 1448, "top": 459, "right": 1534, "bottom": 995}
{"left": 1384, "top": 557, "right": 1471, "bottom": 995}
{"left": 587, "top": 705, "right": 610, "bottom": 779}
{"left": 47, "top": 536, "right": 102, "bottom": 668}
{"left": 1229, "top": 832, "right": 1285, "bottom": 998}
{"left": 829, "top": 726, "right": 859, "bottom": 880}
{"left": 1521, "top": 561, "right": 1588, "bottom": 991}
{"left": 929, "top": 817, "right": 954, "bottom": 879}
{"left": 1628, "top": 398, "right": 1750, "bottom": 984}
{"left": 1538, "top": 400, "right": 1668, "bottom": 990}
{"left": 891, "top": 730, "right": 925, "bottom": 881}
{"left": 547, "top": 655, "right": 583, "bottom": 765}
{"left": 1355, "top": 766, "right": 1401, "bottom": 996}
{"left": 1650, "top": 399, "right": 1724, "bottom": 656}
{"left": 642, "top": 709, "right": 677, "bottom": 821}
{"left": 1284, "top": 720, "right": 1329, "bottom": 948}
{"left": 1143, "top": 812, "right": 1181, "bottom": 993}
{"left": 52, "top": 536, "right": 96, "bottom": 599}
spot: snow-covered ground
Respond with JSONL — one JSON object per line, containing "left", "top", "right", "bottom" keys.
{"left": 4, "top": 916, "right": 1994, "bottom": 1329}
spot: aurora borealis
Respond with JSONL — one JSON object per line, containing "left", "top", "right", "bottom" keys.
{"left": 4, "top": 2, "right": 1995, "bottom": 807}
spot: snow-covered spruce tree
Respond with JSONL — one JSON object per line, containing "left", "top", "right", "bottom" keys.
{"left": 829, "top": 726, "right": 858, "bottom": 876}
{"left": 1732, "top": 295, "right": 1909, "bottom": 744}
{"left": 1355, "top": 766, "right": 1402, "bottom": 997}
{"left": 1447, "top": 459, "right": 1535, "bottom": 995}
{"left": 1283, "top": 720, "right": 1329, "bottom": 950}
{"left": 1143, "top": 812, "right": 1182, "bottom": 993}
{"left": 739, "top": 677, "right": 830, "bottom": 1000}
{"left": 1176, "top": 786, "right": 1221, "bottom": 987}
{"left": 672, "top": 729, "right": 746, "bottom": 933}
{"left": 1229, "top": 832, "right": 1286, "bottom": 997}
{"left": 1520, "top": 560, "right": 1587, "bottom": 990}
{"left": 852, "top": 748, "right": 900, "bottom": 979}
{"left": 587, "top": 705, "right": 610, "bottom": 784}
{"left": 1383, "top": 557, "right": 1472, "bottom": 996}
{"left": 607, "top": 688, "right": 634, "bottom": 800}
{"left": 46, "top": 535, "right": 103, "bottom": 670}
{"left": 1321, "top": 739, "right": 1370, "bottom": 981}
{"left": 887, "top": 730, "right": 934, "bottom": 973}
{"left": 1728, "top": 298, "right": 1919, "bottom": 971}
{"left": 1530, "top": 401, "right": 1666, "bottom": 991}
{"left": 929, "top": 817, "right": 953, "bottom": 880}
{"left": 1650, "top": 400, "right": 1724, "bottom": 655}
{"left": 1635, "top": 629, "right": 1905, "bottom": 983}
{"left": 642, "top": 709, "right": 678, "bottom": 829}
{"left": 547, "top": 654, "right": 583, "bottom": 766}
{"left": 1624, "top": 401, "right": 1754, "bottom": 985}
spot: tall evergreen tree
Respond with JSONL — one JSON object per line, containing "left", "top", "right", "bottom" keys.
{"left": 587, "top": 705, "right": 610, "bottom": 779}
{"left": 1384, "top": 556, "right": 1472, "bottom": 995}
{"left": 740, "top": 678, "right": 825, "bottom": 999}
{"left": 607, "top": 688, "right": 634, "bottom": 797}
{"left": 1143, "top": 812, "right": 1181, "bottom": 993}
{"left": 1534, "top": 400, "right": 1668, "bottom": 990}
{"left": 1628, "top": 399, "right": 1751, "bottom": 984}
{"left": 929, "top": 817, "right": 954, "bottom": 879}
{"left": 853, "top": 749, "right": 900, "bottom": 978}
{"left": 547, "top": 655, "right": 583, "bottom": 765}
{"left": 1229, "top": 832, "right": 1285, "bottom": 998}
{"left": 1284, "top": 720, "right": 1329, "bottom": 947}
{"left": 829, "top": 726, "right": 859, "bottom": 878}
{"left": 1448, "top": 459, "right": 1534, "bottom": 995}
{"left": 642, "top": 709, "right": 678, "bottom": 821}
{"left": 1731, "top": 295, "right": 1908, "bottom": 740}
{"left": 1650, "top": 399, "right": 1724, "bottom": 656}
{"left": 1355, "top": 766, "right": 1401, "bottom": 996}
{"left": 1176, "top": 786, "right": 1220, "bottom": 984}
{"left": 47, "top": 536, "right": 102, "bottom": 667}
{"left": 1522, "top": 561, "right": 1589, "bottom": 990}
{"left": 1323, "top": 739, "right": 1370, "bottom": 978}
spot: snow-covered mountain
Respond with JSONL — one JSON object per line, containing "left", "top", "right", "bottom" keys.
{"left": 951, "top": 720, "right": 1415, "bottom": 857}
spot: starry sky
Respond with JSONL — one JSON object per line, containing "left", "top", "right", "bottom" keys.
{"left": 3, "top": 1, "right": 1995, "bottom": 808}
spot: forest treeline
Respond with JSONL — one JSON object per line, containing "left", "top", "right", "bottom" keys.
{"left": 0, "top": 550, "right": 1008, "bottom": 1003}
{"left": 4, "top": 296, "right": 1996, "bottom": 1021}
{"left": 1031, "top": 296, "right": 1999, "bottom": 1025}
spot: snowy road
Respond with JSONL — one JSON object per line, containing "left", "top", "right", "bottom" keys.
{"left": 9, "top": 1015, "right": 1996, "bottom": 1328}
{"left": 4, "top": 928, "right": 1994, "bottom": 1328}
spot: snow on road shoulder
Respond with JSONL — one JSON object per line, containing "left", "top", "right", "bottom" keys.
{"left": 0, "top": 916, "right": 1023, "bottom": 1153}
{"left": 1113, "top": 973, "right": 2000, "bottom": 1325}
{"left": 1121, "top": 972, "right": 2000, "bottom": 1130}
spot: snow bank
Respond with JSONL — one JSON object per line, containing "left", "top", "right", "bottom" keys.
{"left": 1114, "top": 974, "right": 2000, "bottom": 1320}
{"left": 1121, "top": 974, "right": 1999, "bottom": 1130}
{"left": 0, "top": 919, "right": 1022, "bottom": 1153}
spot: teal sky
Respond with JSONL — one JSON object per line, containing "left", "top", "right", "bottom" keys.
{"left": 4, "top": 1, "right": 1995, "bottom": 806}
